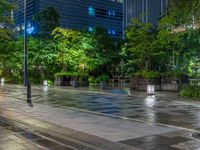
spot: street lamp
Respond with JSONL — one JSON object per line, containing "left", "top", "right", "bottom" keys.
{"left": 24, "top": 0, "right": 27, "bottom": 86}
{"left": 24, "top": 0, "right": 32, "bottom": 106}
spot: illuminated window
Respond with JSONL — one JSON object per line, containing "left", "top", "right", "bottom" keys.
{"left": 108, "top": 10, "right": 115, "bottom": 16}
{"left": 88, "top": 26, "right": 94, "bottom": 32}
{"left": 108, "top": 29, "right": 116, "bottom": 35}
{"left": 88, "top": 6, "right": 95, "bottom": 16}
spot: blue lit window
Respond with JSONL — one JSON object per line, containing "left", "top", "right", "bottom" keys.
{"left": 88, "top": 6, "right": 95, "bottom": 16}
{"left": 108, "top": 29, "right": 111, "bottom": 34}
{"left": 88, "top": 26, "right": 94, "bottom": 32}
{"left": 108, "top": 9, "right": 115, "bottom": 16}
{"left": 108, "top": 29, "right": 116, "bottom": 35}
{"left": 112, "top": 29, "right": 116, "bottom": 35}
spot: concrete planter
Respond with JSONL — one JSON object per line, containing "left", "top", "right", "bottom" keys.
{"left": 72, "top": 80, "right": 78, "bottom": 88}
{"left": 80, "top": 78, "right": 89, "bottom": 86}
{"left": 54, "top": 76, "right": 71, "bottom": 86}
{"left": 100, "top": 81, "right": 106, "bottom": 89}
{"left": 54, "top": 77, "right": 62, "bottom": 86}
{"left": 130, "top": 77, "right": 161, "bottom": 91}
{"left": 161, "top": 77, "right": 179, "bottom": 91}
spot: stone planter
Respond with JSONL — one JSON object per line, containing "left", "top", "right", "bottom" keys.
{"left": 72, "top": 80, "right": 78, "bottom": 88}
{"left": 54, "top": 77, "right": 62, "bottom": 86}
{"left": 161, "top": 77, "right": 179, "bottom": 91}
{"left": 100, "top": 81, "right": 106, "bottom": 89}
{"left": 54, "top": 76, "right": 71, "bottom": 86}
{"left": 130, "top": 77, "right": 161, "bottom": 91}
{"left": 80, "top": 78, "right": 89, "bottom": 86}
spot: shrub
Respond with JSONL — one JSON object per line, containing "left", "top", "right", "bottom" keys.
{"left": 88, "top": 77, "right": 95, "bottom": 84}
{"left": 134, "top": 70, "right": 160, "bottom": 79}
{"left": 55, "top": 72, "right": 88, "bottom": 78}
{"left": 180, "top": 85, "right": 200, "bottom": 99}
{"left": 96, "top": 75, "right": 109, "bottom": 83}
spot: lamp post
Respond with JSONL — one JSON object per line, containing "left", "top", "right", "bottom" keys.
{"left": 24, "top": 0, "right": 27, "bottom": 86}
{"left": 24, "top": 0, "right": 32, "bottom": 106}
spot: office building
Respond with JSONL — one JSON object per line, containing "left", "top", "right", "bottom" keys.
{"left": 123, "top": 0, "right": 170, "bottom": 29}
{"left": 9, "top": 0, "right": 123, "bottom": 37}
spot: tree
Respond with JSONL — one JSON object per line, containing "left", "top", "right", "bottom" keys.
{"left": 157, "top": 6, "right": 200, "bottom": 75}
{"left": 169, "top": 0, "right": 200, "bottom": 23}
{"left": 0, "top": 0, "right": 14, "bottom": 41}
{"left": 84, "top": 27, "right": 121, "bottom": 76}
{"left": 126, "top": 19, "right": 163, "bottom": 72}
{"left": 52, "top": 27, "right": 83, "bottom": 72}
{"left": 33, "top": 7, "right": 60, "bottom": 38}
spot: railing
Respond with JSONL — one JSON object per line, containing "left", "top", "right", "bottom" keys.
{"left": 109, "top": 76, "right": 131, "bottom": 87}
{"left": 189, "top": 78, "right": 200, "bottom": 86}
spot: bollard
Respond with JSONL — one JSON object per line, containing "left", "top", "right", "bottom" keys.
{"left": 147, "top": 85, "right": 155, "bottom": 95}
{"left": 27, "top": 81, "right": 33, "bottom": 107}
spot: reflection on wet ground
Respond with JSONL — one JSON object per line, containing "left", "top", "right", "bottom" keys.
{"left": 1, "top": 84, "right": 200, "bottom": 131}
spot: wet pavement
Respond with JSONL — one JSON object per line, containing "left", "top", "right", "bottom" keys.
{"left": 0, "top": 84, "right": 200, "bottom": 130}
{"left": 0, "top": 114, "right": 96, "bottom": 150}
{"left": 0, "top": 84, "right": 200, "bottom": 149}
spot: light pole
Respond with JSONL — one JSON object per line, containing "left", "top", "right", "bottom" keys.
{"left": 24, "top": 0, "right": 32, "bottom": 106}
{"left": 24, "top": 0, "right": 27, "bottom": 86}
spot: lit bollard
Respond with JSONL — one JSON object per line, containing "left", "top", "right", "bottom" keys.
{"left": 147, "top": 85, "right": 155, "bottom": 95}
{"left": 1, "top": 78, "right": 5, "bottom": 85}
{"left": 43, "top": 80, "right": 48, "bottom": 86}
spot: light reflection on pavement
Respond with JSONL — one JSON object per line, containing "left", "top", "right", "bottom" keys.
{"left": 1, "top": 84, "right": 200, "bottom": 131}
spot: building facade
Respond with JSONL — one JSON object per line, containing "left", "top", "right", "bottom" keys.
{"left": 123, "top": 0, "right": 170, "bottom": 29}
{"left": 9, "top": 0, "right": 123, "bottom": 37}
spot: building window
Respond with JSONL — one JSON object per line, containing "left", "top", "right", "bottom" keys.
{"left": 108, "top": 10, "right": 115, "bottom": 16}
{"left": 108, "top": 29, "right": 116, "bottom": 35}
{"left": 88, "top": 6, "right": 95, "bottom": 16}
{"left": 88, "top": 26, "right": 94, "bottom": 32}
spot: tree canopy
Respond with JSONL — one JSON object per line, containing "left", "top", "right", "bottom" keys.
{"left": 0, "top": 0, "right": 14, "bottom": 41}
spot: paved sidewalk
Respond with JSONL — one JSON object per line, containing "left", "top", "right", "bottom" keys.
{"left": 0, "top": 95, "right": 200, "bottom": 150}
{"left": 0, "top": 125, "right": 41, "bottom": 150}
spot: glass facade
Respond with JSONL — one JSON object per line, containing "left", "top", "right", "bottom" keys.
{"left": 9, "top": 0, "right": 123, "bottom": 37}
{"left": 123, "top": 0, "right": 169, "bottom": 29}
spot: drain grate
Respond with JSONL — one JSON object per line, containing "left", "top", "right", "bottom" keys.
{"left": 192, "top": 133, "right": 200, "bottom": 140}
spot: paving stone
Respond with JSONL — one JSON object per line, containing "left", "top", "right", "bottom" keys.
{"left": 120, "top": 135, "right": 191, "bottom": 150}
{"left": 20, "top": 132, "right": 42, "bottom": 140}
{"left": 0, "top": 141, "right": 27, "bottom": 150}
{"left": 0, "top": 85, "right": 200, "bottom": 149}
{"left": 172, "top": 140, "right": 200, "bottom": 150}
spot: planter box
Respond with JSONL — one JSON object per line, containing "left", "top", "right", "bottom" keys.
{"left": 130, "top": 77, "right": 161, "bottom": 91}
{"left": 54, "top": 77, "right": 61, "bottom": 86}
{"left": 100, "top": 81, "right": 106, "bottom": 89}
{"left": 161, "top": 77, "right": 178, "bottom": 91}
{"left": 79, "top": 78, "right": 89, "bottom": 86}
{"left": 71, "top": 80, "right": 78, "bottom": 88}
{"left": 54, "top": 76, "right": 71, "bottom": 86}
